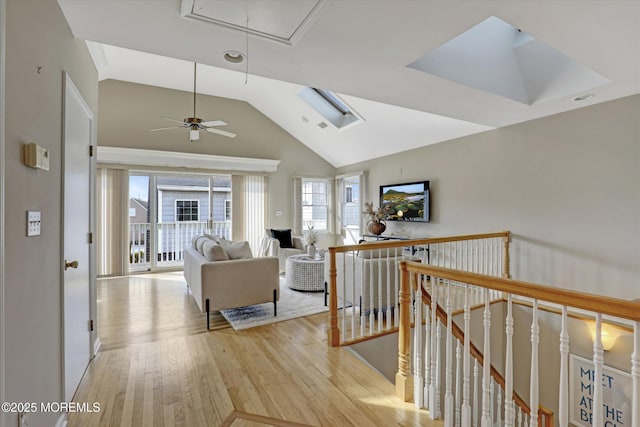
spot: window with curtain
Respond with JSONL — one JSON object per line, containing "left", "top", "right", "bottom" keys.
{"left": 301, "top": 178, "right": 328, "bottom": 231}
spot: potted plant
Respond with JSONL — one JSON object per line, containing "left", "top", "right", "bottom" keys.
{"left": 304, "top": 225, "right": 318, "bottom": 257}
{"left": 363, "top": 202, "right": 389, "bottom": 235}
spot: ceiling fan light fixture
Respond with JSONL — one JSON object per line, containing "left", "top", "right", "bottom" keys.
{"left": 189, "top": 129, "right": 200, "bottom": 141}
{"left": 223, "top": 50, "right": 245, "bottom": 63}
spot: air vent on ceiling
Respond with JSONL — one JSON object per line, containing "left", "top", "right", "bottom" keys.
{"left": 180, "top": 0, "right": 326, "bottom": 46}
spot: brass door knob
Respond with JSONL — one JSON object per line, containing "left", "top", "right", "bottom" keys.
{"left": 64, "top": 260, "right": 79, "bottom": 270}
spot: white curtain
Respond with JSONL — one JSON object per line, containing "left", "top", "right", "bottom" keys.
{"left": 292, "top": 177, "right": 302, "bottom": 236}
{"left": 243, "top": 175, "right": 266, "bottom": 255}
{"left": 96, "top": 168, "right": 129, "bottom": 276}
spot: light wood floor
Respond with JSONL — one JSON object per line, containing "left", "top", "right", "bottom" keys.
{"left": 69, "top": 272, "right": 441, "bottom": 426}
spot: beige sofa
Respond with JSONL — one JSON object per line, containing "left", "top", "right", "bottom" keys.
{"left": 184, "top": 235, "right": 280, "bottom": 329}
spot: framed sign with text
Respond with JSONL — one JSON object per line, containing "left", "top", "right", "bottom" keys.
{"left": 569, "top": 354, "right": 631, "bottom": 426}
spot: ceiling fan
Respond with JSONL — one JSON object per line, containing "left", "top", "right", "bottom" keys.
{"left": 149, "top": 63, "right": 236, "bottom": 141}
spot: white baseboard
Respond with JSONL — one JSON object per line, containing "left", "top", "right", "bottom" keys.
{"left": 54, "top": 413, "right": 68, "bottom": 427}
{"left": 93, "top": 337, "right": 101, "bottom": 356}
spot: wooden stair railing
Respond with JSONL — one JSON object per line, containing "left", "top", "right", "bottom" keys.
{"left": 417, "top": 276, "right": 553, "bottom": 425}
{"left": 328, "top": 231, "right": 510, "bottom": 347}
{"left": 397, "top": 262, "right": 640, "bottom": 427}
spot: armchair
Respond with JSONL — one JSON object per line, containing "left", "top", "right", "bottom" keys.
{"left": 258, "top": 228, "right": 306, "bottom": 273}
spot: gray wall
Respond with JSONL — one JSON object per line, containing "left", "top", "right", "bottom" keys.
{"left": 98, "top": 79, "right": 336, "bottom": 230}
{"left": 4, "top": 1, "right": 99, "bottom": 426}
{"left": 338, "top": 95, "right": 640, "bottom": 300}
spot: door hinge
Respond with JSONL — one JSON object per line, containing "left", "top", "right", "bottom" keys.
{"left": 89, "top": 319, "right": 94, "bottom": 332}
{"left": 88, "top": 232, "right": 93, "bottom": 244}
{"left": 89, "top": 145, "right": 94, "bottom": 157}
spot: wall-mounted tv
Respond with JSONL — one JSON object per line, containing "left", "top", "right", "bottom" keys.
{"left": 380, "top": 180, "right": 430, "bottom": 222}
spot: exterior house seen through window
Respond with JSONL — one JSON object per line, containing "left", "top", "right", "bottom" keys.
{"left": 176, "top": 200, "right": 199, "bottom": 222}
{"left": 302, "top": 178, "right": 328, "bottom": 231}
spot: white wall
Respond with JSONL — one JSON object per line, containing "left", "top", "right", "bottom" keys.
{"left": 3, "top": 1, "right": 98, "bottom": 426}
{"left": 338, "top": 95, "right": 640, "bottom": 299}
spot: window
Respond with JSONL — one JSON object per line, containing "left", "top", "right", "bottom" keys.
{"left": 298, "top": 87, "right": 362, "bottom": 130}
{"left": 224, "top": 200, "right": 231, "bottom": 221}
{"left": 302, "top": 178, "right": 328, "bottom": 231}
{"left": 175, "top": 200, "right": 199, "bottom": 222}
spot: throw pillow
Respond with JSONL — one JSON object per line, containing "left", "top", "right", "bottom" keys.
{"left": 192, "top": 234, "right": 205, "bottom": 249}
{"left": 270, "top": 229, "right": 293, "bottom": 248}
{"left": 205, "top": 234, "right": 221, "bottom": 243}
{"left": 202, "top": 240, "right": 229, "bottom": 262}
{"left": 219, "top": 239, "right": 253, "bottom": 259}
{"left": 196, "top": 236, "right": 210, "bottom": 254}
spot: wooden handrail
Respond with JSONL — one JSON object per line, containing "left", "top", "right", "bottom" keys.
{"left": 328, "top": 231, "right": 510, "bottom": 346}
{"left": 329, "top": 231, "right": 510, "bottom": 253}
{"left": 401, "top": 262, "right": 640, "bottom": 322}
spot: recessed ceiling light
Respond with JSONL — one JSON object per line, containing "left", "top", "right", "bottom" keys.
{"left": 573, "top": 93, "right": 596, "bottom": 102}
{"left": 223, "top": 51, "right": 245, "bottom": 63}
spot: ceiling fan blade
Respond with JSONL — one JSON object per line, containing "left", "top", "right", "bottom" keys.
{"left": 160, "top": 116, "right": 188, "bottom": 125}
{"left": 201, "top": 120, "right": 227, "bottom": 127}
{"left": 205, "top": 128, "right": 236, "bottom": 138}
{"left": 149, "top": 126, "right": 184, "bottom": 132}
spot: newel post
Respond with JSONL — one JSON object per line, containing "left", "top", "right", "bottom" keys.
{"left": 395, "top": 261, "right": 414, "bottom": 402}
{"left": 328, "top": 248, "right": 340, "bottom": 347}
{"left": 502, "top": 231, "right": 511, "bottom": 279}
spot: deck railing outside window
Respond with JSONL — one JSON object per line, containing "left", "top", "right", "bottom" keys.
{"left": 129, "top": 221, "right": 230, "bottom": 269}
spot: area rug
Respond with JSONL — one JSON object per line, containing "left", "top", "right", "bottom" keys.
{"left": 221, "top": 278, "right": 328, "bottom": 330}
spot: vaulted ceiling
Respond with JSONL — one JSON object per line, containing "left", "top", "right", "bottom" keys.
{"left": 57, "top": 0, "right": 640, "bottom": 168}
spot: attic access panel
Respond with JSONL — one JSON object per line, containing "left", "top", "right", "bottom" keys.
{"left": 408, "top": 16, "right": 610, "bottom": 105}
{"left": 181, "top": 0, "right": 326, "bottom": 45}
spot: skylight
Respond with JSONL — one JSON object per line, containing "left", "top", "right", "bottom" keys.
{"left": 408, "top": 16, "right": 610, "bottom": 105}
{"left": 298, "top": 87, "right": 363, "bottom": 130}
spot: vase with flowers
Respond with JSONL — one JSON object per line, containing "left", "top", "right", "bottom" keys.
{"left": 363, "top": 202, "right": 389, "bottom": 236}
{"left": 304, "top": 225, "right": 318, "bottom": 258}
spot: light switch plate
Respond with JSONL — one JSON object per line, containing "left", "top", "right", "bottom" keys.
{"left": 27, "top": 211, "right": 41, "bottom": 236}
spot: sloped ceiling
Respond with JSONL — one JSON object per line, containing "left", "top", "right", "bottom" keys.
{"left": 57, "top": 0, "right": 640, "bottom": 167}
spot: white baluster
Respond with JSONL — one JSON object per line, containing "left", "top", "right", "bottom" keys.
{"left": 530, "top": 300, "right": 539, "bottom": 427}
{"left": 505, "top": 294, "right": 514, "bottom": 426}
{"left": 481, "top": 289, "right": 491, "bottom": 427}
{"left": 414, "top": 274, "right": 424, "bottom": 409}
{"left": 592, "top": 314, "right": 604, "bottom": 426}
{"left": 490, "top": 379, "right": 495, "bottom": 425}
{"left": 429, "top": 277, "right": 438, "bottom": 416}
{"left": 377, "top": 249, "right": 383, "bottom": 331}
{"left": 424, "top": 302, "right": 431, "bottom": 410}
{"left": 369, "top": 256, "right": 375, "bottom": 332}
{"left": 386, "top": 248, "right": 391, "bottom": 326}
{"left": 517, "top": 407, "right": 523, "bottom": 427}
{"left": 349, "top": 252, "right": 355, "bottom": 340}
{"left": 496, "top": 384, "right": 502, "bottom": 426}
{"left": 473, "top": 359, "right": 479, "bottom": 427}
{"left": 558, "top": 305, "right": 569, "bottom": 427}
{"left": 342, "top": 254, "right": 346, "bottom": 342}
{"left": 462, "top": 284, "right": 471, "bottom": 427}
{"left": 455, "top": 339, "right": 462, "bottom": 427}
{"left": 632, "top": 321, "right": 640, "bottom": 427}
{"left": 360, "top": 256, "right": 365, "bottom": 337}
{"left": 445, "top": 281, "right": 454, "bottom": 426}
{"left": 436, "top": 320, "right": 442, "bottom": 418}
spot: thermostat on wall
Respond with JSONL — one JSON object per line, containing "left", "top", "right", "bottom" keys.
{"left": 24, "top": 142, "right": 50, "bottom": 171}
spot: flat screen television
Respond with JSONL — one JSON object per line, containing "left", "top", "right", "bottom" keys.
{"left": 380, "top": 180, "right": 430, "bottom": 222}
